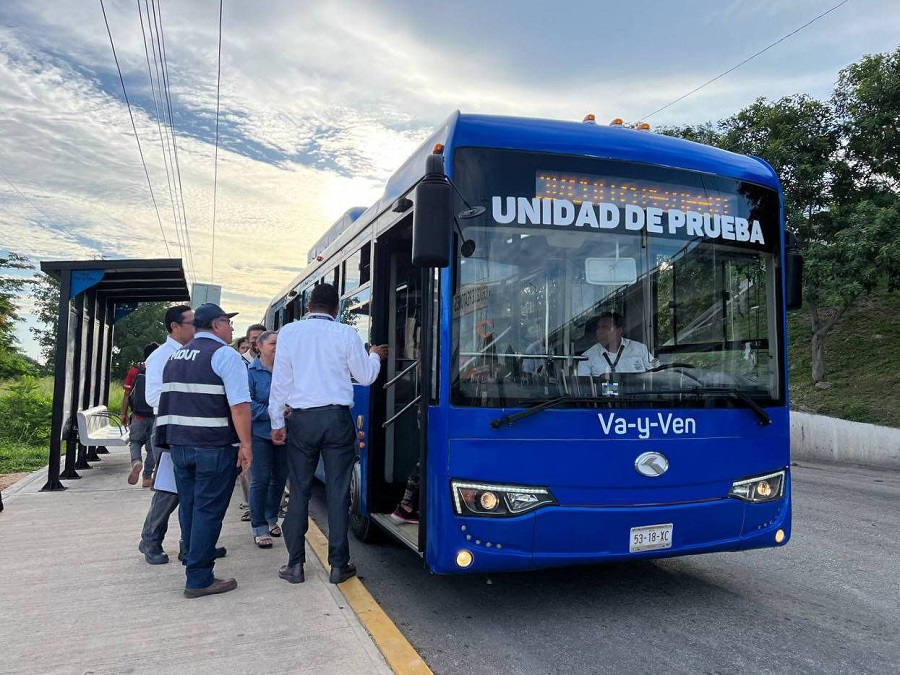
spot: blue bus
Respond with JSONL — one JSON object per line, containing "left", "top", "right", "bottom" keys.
{"left": 266, "top": 112, "right": 802, "bottom": 574}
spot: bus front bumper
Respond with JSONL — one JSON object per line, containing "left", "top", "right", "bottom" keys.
{"left": 429, "top": 492, "right": 791, "bottom": 574}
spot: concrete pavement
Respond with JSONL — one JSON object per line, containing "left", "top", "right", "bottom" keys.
{"left": 0, "top": 449, "right": 391, "bottom": 675}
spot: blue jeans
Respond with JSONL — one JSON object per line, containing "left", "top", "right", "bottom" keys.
{"left": 171, "top": 444, "right": 238, "bottom": 589}
{"left": 249, "top": 436, "right": 289, "bottom": 537}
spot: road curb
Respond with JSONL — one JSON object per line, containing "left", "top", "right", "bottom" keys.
{"left": 305, "top": 520, "right": 433, "bottom": 675}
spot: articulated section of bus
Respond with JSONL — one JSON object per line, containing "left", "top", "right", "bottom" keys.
{"left": 424, "top": 146, "right": 791, "bottom": 574}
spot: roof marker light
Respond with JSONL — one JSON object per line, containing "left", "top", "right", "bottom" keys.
{"left": 433, "top": 143, "right": 445, "bottom": 154}
{"left": 582, "top": 114, "right": 596, "bottom": 124}
{"left": 609, "top": 118, "right": 624, "bottom": 126}
{"left": 636, "top": 122, "right": 651, "bottom": 131}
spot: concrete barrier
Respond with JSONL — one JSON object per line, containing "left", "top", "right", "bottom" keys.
{"left": 791, "top": 411, "right": 900, "bottom": 470}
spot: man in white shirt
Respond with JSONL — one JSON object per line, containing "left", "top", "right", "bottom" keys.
{"left": 138, "top": 305, "right": 194, "bottom": 564}
{"left": 577, "top": 312, "right": 655, "bottom": 377}
{"left": 269, "top": 283, "right": 388, "bottom": 585}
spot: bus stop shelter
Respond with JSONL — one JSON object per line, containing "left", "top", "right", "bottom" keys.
{"left": 39, "top": 259, "right": 190, "bottom": 491}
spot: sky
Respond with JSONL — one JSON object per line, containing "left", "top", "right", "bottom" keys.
{"left": 1, "top": 0, "right": 898, "bottom": 360}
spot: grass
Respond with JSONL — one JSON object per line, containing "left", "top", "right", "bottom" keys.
{"left": 0, "top": 377, "right": 123, "bottom": 476}
{"left": 787, "top": 287, "right": 900, "bottom": 428}
{"left": 0, "top": 439, "right": 57, "bottom": 474}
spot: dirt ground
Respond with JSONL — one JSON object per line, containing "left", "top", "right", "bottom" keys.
{"left": 0, "top": 472, "right": 28, "bottom": 491}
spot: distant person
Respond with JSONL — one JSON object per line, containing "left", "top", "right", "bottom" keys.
{"left": 236, "top": 337, "right": 249, "bottom": 355}
{"left": 156, "top": 303, "right": 252, "bottom": 599}
{"left": 247, "top": 330, "right": 288, "bottom": 548}
{"left": 122, "top": 342, "right": 159, "bottom": 487}
{"left": 269, "top": 283, "right": 387, "bottom": 585}
{"left": 577, "top": 312, "right": 654, "bottom": 376}
{"left": 242, "top": 324, "right": 266, "bottom": 364}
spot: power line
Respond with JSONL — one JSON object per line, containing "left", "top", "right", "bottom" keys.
{"left": 0, "top": 165, "right": 56, "bottom": 225}
{"left": 210, "top": 0, "right": 224, "bottom": 284}
{"left": 99, "top": 0, "right": 171, "bottom": 257}
{"left": 138, "top": 0, "right": 195, "bottom": 286}
{"left": 640, "top": 0, "right": 851, "bottom": 121}
{"left": 153, "top": 0, "right": 198, "bottom": 284}
{"left": 137, "top": 0, "right": 186, "bottom": 276}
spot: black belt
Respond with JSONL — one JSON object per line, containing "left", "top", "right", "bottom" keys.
{"left": 291, "top": 404, "right": 350, "bottom": 412}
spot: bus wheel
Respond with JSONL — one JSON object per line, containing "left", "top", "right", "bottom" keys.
{"left": 350, "top": 461, "right": 378, "bottom": 543}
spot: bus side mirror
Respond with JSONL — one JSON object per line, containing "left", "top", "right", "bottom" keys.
{"left": 785, "top": 231, "right": 803, "bottom": 311}
{"left": 412, "top": 153, "right": 453, "bottom": 268}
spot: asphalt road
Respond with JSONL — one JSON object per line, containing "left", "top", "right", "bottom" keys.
{"left": 309, "top": 462, "right": 900, "bottom": 675}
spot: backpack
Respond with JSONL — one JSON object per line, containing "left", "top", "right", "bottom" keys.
{"left": 129, "top": 364, "right": 155, "bottom": 417}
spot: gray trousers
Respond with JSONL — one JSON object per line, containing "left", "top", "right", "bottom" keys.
{"left": 282, "top": 406, "right": 356, "bottom": 568}
{"left": 140, "top": 432, "right": 179, "bottom": 551}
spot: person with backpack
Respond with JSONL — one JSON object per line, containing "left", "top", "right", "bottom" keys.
{"left": 122, "top": 342, "right": 159, "bottom": 487}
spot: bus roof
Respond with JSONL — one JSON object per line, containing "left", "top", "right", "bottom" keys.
{"left": 271, "top": 112, "right": 780, "bottom": 307}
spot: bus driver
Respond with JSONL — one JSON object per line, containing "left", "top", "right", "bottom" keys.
{"left": 576, "top": 312, "right": 655, "bottom": 377}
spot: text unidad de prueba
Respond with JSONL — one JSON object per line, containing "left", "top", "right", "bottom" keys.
{"left": 491, "top": 196, "right": 766, "bottom": 245}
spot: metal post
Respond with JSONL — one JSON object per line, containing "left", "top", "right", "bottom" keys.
{"left": 43, "top": 270, "right": 73, "bottom": 490}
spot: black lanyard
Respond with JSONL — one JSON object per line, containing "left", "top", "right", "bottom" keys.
{"left": 602, "top": 344, "right": 625, "bottom": 374}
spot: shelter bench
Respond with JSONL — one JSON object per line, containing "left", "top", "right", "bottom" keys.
{"left": 76, "top": 405, "right": 130, "bottom": 447}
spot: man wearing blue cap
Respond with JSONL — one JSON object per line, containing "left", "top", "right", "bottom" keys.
{"left": 156, "top": 303, "right": 253, "bottom": 598}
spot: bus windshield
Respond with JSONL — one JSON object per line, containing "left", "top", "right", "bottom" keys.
{"left": 450, "top": 148, "right": 784, "bottom": 409}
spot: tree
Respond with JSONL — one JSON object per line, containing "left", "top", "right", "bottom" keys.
{"left": 30, "top": 272, "right": 60, "bottom": 371}
{"left": 0, "top": 253, "right": 38, "bottom": 378}
{"left": 833, "top": 46, "right": 900, "bottom": 194}
{"left": 112, "top": 302, "right": 171, "bottom": 380}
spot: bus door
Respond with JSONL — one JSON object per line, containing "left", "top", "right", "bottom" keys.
{"left": 375, "top": 248, "right": 423, "bottom": 550}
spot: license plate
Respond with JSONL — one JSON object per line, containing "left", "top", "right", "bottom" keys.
{"left": 629, "top": 523, "right": 673, "bottom": 553}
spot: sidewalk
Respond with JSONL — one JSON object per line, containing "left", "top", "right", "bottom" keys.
{"left": 0, "top": 450, "right": 391, "bottom": 675}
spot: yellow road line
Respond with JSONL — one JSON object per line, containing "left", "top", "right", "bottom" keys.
{"left": 306, "top": 520, "right": 434, "bottom": 675}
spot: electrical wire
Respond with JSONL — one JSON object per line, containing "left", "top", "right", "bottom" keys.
{"left": 153, "top": 0, "right": 197, "bottom": 284}
{"left": 639, "top": 0, "right": 851, "bottom": 121}
{"left": 99, "top": 0, "right": 171, "bottom": 257}
{"left": 137, "top": 0, "right": 187, "bottom": 280}
{"left": 210, "top": 0, "right": 224, "bottom": 284}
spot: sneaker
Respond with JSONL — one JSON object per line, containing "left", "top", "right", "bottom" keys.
{"left": 389, "top": 506, "right": 419, "bottom": 524}
{"left": 128, "top": 461, "right": 143, "bottom": 485}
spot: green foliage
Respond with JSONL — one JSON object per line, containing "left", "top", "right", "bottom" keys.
{"left": 0, "top": 375, "right": 53, "bottom": 446}
{"left": 0, "top": 252, "right": 39, "bottom": 378}
{"left": 788, "top": 286, "right": 900, "bottom": 428}
{"left": 29, "top": 272, "right": 59, "bottom": 370}
{"left": 833, "top": 46, "right": 900, "bottom": 192}
{"left": 112, "top": 302, "right": 170, "bottom": 379}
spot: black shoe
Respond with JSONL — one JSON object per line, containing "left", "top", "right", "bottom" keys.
{"left": 178, "top": 546, "right": 227, "bottom": 562}
{"left": 138, "top": 541, "right": 169, "bottom": 565}
{"left": 183, "top": 577, "right": 237, "bottom": 599}
{"left": 278, "top": 563, "right": 305, "bottom": 584}
{"left": 329, "top": 562, "right": 357, "bottom": 584}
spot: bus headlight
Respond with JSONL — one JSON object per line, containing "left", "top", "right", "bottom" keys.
{"left": 452, "top": 480, "right": 556, "bottom": 517}
{"left": 729, "top": 470, "right": 786, "bottom": 503}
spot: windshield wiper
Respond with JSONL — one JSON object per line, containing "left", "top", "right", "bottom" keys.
{"left": 688, "top": 387, "right": 772, "bottom": 426}
{"left": 490, "top": 396, "right": 572, "bottom": 429}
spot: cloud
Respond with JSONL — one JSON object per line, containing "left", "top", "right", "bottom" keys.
{"left": 1, "top": 0, "right": 899, "bottom": 355}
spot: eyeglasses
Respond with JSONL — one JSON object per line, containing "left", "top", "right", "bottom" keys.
{"left": 179, "top": 320, "right": 194, "bottom": 326}
{"left": 214, "top": 317, "right": 234, "bottom": 327}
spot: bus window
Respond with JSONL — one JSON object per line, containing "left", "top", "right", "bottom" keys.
{"left": 343, "top": 243, "right": 371, "bottom": 293}
{"left": 341, "top": 285, "right": 372, "bottom": 346}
